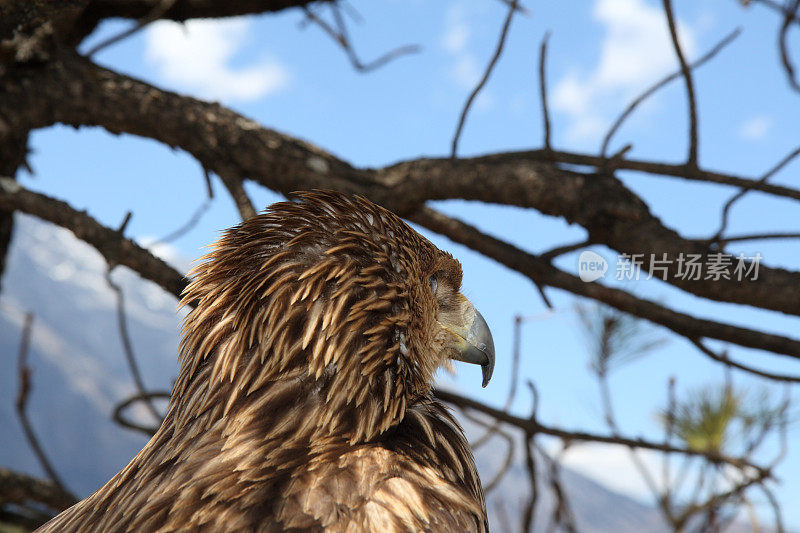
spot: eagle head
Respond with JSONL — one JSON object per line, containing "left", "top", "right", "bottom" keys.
{"left": 175, "top": 190, "right": 494, "bottom": 443}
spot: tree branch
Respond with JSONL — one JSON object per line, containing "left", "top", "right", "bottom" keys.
{"left": 662, "top": 0, "right": 700, "bottom": 166}
{"left": 0, "top": 178, "right": 187, "bottom": 299}
{"left": 0, "top": 467, "right": 76, "bottom": 514}
{"left": 410, "top": 207, "right": 800, "bottom": 358}
{"left": 451, "top": 0, "right": 518, "bottom": 157}
{"left": 434, "top": 389, "right": 770, "bottom": 476}
{"left": 71, "top": 0, "right": 315, "bottom": 44}
{"left": 3, "top": 52, "right": 800, "bottom": 317}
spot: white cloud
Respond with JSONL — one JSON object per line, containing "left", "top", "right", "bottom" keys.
{"left": 739, "top": 114, "right": 771, "bottom": 141}
{"left": 442, "top": 6, "right": 470, "bottom": 54}
{"left": 441, "top": 4, "right": 493, "bottom": 111}
{"left": 145, "top": 17, "right": 289, "bottom": 103}
{"left": 552, "top": 0, "right": 696, "bottom": 142}
{"left": 452, "top": 54, "right": 481, "bottom": 89}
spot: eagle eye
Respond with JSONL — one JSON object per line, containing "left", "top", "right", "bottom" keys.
{"left": 428, "top": 274, "right": 438, "bottom": 295}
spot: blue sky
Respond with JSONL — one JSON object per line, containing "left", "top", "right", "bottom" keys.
{"left": 21, "top": 0, "right": 800, "bottom": 527}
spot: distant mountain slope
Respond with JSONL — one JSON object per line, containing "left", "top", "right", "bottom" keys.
{"left": 0, "top": 214, "right": 755, "bottom": 532}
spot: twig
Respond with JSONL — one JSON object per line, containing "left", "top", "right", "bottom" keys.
{"left": 662, "top": 377, "right": 676, "bottom": 500}
{"left": 540, "top": 239, "right": 590, "bottom": 261}
{"left": 673, "top": 465, "right": 774, "bottom": 530}
{"left": 601, "top": 28, "right": 741, "bottom": 158}
{"left": 0, "top": 181, "right": 187, "bottom": 299}
{"left": 533, "top": 282, "right": 552, "bottom": 309}
{"left": 471, "top": 314, "right": 524, "bottom": 449}
{"left": 302, "top": 4, "right": 419, "bottom": 73}
{"left": 524, "top": 149, "right": 800, "bottom": 202}
{"left": 86, "top": 0, "right": 178, "bottom": 57}
{"left": 752, "top": 0, "right": 800, "bottom": 21}
{"left": 662, "top": 0, "right": 700, "bottom": 167}
{"left": 112, "top": 390, "right": 171, "bottom": 435}
{"left": 761, "top": 483, "right": 786, "bottom": 533}
{"left": 433, "top": 389, "right": 770, "bottom": 475}
{"left": 493, "top": 500, "right": 513, "bottom": 533}
{"left": 152, "top": 167, "right": 215, "bottom": 245}
{"left": 451, "top": 0, "right": 518, "bottom": 157}
{"left": 458, "top": 409, "right": 516, "bottom": 494}
{"left": 522, "top": 436, "right": 538, "bottom": 533}
{"left": 219, "top": 174, "right": 257, "bottom": 221}
{"left": 14, "top": 313, "right": 69, "bottom": 494}
{"left": 410, "top": 207, "right": 800, "bottom": 359}
{"left": 690, "top": 338, "right": 800, "bottom": 383}
{"left": 779, "top": 0, "right": 800, "bottom": 93}
{"left": 694, "top": 231, "right": 800, "bottom": 246}
{"left": 596, "top": 362, "right": 662, "bottom": 504}
{"left": 711, "top": 144, "right": 800, "bottom": 245}
{"left": 105, "top": 213, "right": 162, "bottom": 424}
{"left": 540, "top": 443, "right": 578, "bottom": 533}
{"left": 495, "top": 0, "right": 531, "bottom": 16}
{"left": 538, "top": 32, "right": 552, "bottom": 152}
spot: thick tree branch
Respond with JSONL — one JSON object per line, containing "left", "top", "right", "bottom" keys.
{"left": 410, "top": 207, "right": 800, "bottom": 358}
{"left": 83, "top": 0, "right": 314, "bottom": 21}
{"left": 0, "top": 467, "right": 77, "bottom": 513}
{"left": 0, "top": 178, "right": 187, "bottom": 299}
{"left": 71, "top": 0, "right": 315, "bottom": 43}
{"left": 2, "top": 52, "right": 800, "bottom": 318}
{"left": 4, "top": 179, "right": 800, "bottom": 366}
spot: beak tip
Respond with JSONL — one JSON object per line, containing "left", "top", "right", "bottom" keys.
{"left": 480, "top": 344, "right": 495, "bottom": 388}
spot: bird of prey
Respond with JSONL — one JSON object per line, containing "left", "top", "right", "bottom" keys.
{"left": 38, "top": 190, "right": 495, "bottom": 532}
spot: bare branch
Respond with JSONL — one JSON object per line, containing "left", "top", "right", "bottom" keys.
{"left": 219, "top": 174, "right": 257, "bottom": 221}
{"left": 152, "top": 168, "right": 213, "bottom": 244}
{"left": 72, "top": 0, "right": 316, "bottom": 43}
{"left": 451, "top": 0, "right": 518, "bottom": 157}
{"left": 5, "top": 54, "right": 800, "bottom": 315}
{"left": 541, "top": 444, "right": 577, "bottom": 533}
{"left": 410, "top": 207, "right": 800, "bottom": 358}
{"left": 690, "top": 338, "right": 800, "bottom": 383}
{"left": 0, "top": 180, "right": 187, "bottom": 299}
{"left": 301, "top": 4, "right": 419, "bottom": 73}
{"left": 0, "top": 467, "right": 76, "bottom": 521}
{"left": 112, "top": 391, "right": 170, "bottom": 435}
{"left": 779, "top": 0, "right": 800, "bottom": 93}
{"left": 662, "top": 0, "right": 700, "bottom": 166}
{"left": 695, "top": 231, "right": 800, "bottom": 246}
{"left": 761, "top": 483, "right": 786, "bottom": 533}
{"left": 457, "top": 409, "right": 516, "bottom": 494}
{"left": 601, "top": 28, "right": 741, "bottom": 158}
{"left": 470, "top": 314, "right": 526, "bottom": 450}
{"left": 434, "top": 389, "right": 770, "bottom": 475}
{"left": 538, "top": 32, "right": 552, "bottom": 152}
{"left": 522, "top": 436, "right": 538, "bottom": 533}
{"left": 540, "top": 239, "right": 590, "bottom": 261}
{"left": 105, "top": 266, "right": 162, "bottom": 422}
{"left": 14, "top": 313, "right": 70, "bottom": 494}
{"left": 541, "top": 149, "right": 800, "bottom": 202}
{"left": 711, "top": 144, "right": 800, "bottom": 245}
{"left": 85, "top": 0, "right": 178, "bottom": 56}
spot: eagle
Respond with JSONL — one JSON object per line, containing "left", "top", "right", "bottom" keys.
{"left": 38, "top": 191, "right": 495, "bottom": 532}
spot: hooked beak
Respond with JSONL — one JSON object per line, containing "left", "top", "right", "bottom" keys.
{"left": 441, "top": 297, "right": 495, "bottom": 387}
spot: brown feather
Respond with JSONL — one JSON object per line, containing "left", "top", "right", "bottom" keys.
{"left": 37, "top": 191, "right": 488, "bottom": 532}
